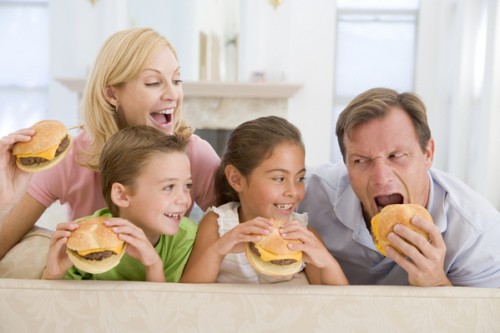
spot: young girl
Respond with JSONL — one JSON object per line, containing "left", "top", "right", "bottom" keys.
{"left": 181, "top": 116, "right": 348, "bottom": 285}
{"left": 42, "top": 126, "right": 195, "bottom": 282}
{"left": 0, "top": 27, "right": 219, "bottom": 259}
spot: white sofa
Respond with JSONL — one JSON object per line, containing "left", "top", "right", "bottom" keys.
{"left": 1, "top": 226, "right": 499, "bottom": 333}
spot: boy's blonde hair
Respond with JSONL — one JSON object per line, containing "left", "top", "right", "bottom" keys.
{"left": 99, "top": 125, "right": 188, "bottom": 217}
{"left": 81, "top": 27, "right": 192, "bottom": 170}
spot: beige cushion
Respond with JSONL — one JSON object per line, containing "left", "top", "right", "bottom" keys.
{"left": 1, "top": 279, "right": 499, "bottom": 332}
{"left": 1, "top": 227, "right": 500, "bottom": 332}
{"left": 0, "top": 226, "right": 52, "bottom": 279}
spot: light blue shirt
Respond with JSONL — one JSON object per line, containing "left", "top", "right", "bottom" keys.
{"left": 298, "top": 162, "right": 500, "bottom": 287}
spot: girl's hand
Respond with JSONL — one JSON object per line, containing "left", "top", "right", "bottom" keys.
{"left": 104, "top": 218, "right": 165, "bottom": 282}
{"left": 43, "top": 221, "right": 79, "bottom": 279}
{"left": 281, "top": 221, "right": 349, "bottom": 285}
{"left": 215, "top": 217, "right": 273, "bottom": 255}
{"left": 279, "top": 220, "right": 334, "bottom": 268}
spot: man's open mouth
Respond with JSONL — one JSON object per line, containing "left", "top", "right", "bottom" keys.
{"left": 375, "top": 193, "right": 404, "bottom": 211}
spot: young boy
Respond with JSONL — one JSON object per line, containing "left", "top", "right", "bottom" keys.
{"left": 42, "top": 125, "right": 196, "bottom": 282}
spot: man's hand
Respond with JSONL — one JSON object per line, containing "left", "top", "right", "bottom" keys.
{"left": 385, "top": 215, "right": 452, "bottom": 286}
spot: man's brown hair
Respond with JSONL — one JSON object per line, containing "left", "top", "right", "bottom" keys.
{"left": 336, "top": 87, "right": 431, "bottom": 161}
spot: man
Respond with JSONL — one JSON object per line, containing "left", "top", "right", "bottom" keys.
{"left": 298, "top": 87, "right": 500, "bottom": 287}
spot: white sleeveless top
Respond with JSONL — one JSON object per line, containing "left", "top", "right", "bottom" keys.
{"left": 209, "top": 202, "right": 308, "bottom": 284}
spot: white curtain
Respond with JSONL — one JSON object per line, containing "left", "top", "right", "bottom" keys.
{"left": 417, "top": 0, "right": 500, "bottom": 210}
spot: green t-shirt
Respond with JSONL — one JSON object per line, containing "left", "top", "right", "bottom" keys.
{"left": 65, "top": 208, "right": 197, "bottom": 282}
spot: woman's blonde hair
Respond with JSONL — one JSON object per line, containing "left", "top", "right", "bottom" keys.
{"left": 80, "top": 27, "right": 192, "bottom": 170}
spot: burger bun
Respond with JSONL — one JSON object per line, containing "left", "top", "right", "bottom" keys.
{"left": 66, "top": 216, "right": 126, "bottom": 274}
{"left": 371, "top": 204, "right": 433, "bottom": 256}
{"left": 245, "top": 219, "right": 303, "bottom": 277}
{"left": 12, "top": 120, "right": 73, "bottom": 173}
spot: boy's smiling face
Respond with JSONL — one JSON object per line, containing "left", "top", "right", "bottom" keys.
{"left": 119, "top": 151, "right": 192, "bottom": 243}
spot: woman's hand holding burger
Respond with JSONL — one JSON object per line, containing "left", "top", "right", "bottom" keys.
{"left": 0, "top": 128, "right": 35, "bottom": 221}
{"left": 1, "top": 120, "right": 73, "bottom": 224}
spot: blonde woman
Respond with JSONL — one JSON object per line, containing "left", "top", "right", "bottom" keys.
{"left": 0, "top": 28, "right": 220, "bottom": 259}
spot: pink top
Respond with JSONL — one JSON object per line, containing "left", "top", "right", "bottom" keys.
{"left": 28, "top": 131, "right": 220, "bottom": 221}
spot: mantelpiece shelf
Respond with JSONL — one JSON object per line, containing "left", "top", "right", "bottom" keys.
{"left": 56, "top": 78, "right": 302, "bottom": 99}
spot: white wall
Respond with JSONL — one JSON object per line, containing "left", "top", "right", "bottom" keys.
{"left": 485, "top": 1, "right": 500, "bottom": 207}
{"left": 49, "top": 0, "right": 128, "bottom": 127}
{"left": 238, "top": 0, "right": 336, "bottom": 166}
{"left": 288, "top": 1, "right": 336, "bottom": 166}
{"left": 127, "top": 0, "right": 238, "bottom": 82}
{"left": 414, "top": 0, "right": 450, "bottom": 170}
{"left": 127, "top": 0, "right": 201, "bottom": 81}
{"left": 415, "top": 0, "right": 500, "bottom": 208}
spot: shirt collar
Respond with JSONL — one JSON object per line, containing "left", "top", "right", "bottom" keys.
{"left": 427, "top": 169, "right": 448, "bottom": 233}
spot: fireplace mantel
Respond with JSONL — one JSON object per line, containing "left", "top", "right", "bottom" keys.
{"left": 181, "top": 81, "right": 302, "bottom": 99}
{"left": 56, "top": 78, "right": 302, "bottom": 129}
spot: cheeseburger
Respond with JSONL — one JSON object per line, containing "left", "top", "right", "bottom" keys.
{"left": 12, "top": 120, "right": 73, "bottom": 173}
{"left": 371, "top": 203, "right": 433, "bottom": 256}
{"left": 245, "top": 219, "right": 303, "bottom": 277}
{"left": 66, "top": 216, "right": 126, "bottom": 274}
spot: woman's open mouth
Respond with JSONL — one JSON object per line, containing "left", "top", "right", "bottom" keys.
{"left": 150, "top": 108, "right": 174, "bottom": 126}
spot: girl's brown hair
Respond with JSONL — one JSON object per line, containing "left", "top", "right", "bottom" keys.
{"left": 215, "top": 116, "right": 304, "bottom": 206}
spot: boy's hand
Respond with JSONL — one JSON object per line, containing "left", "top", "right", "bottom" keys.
{"left": 43, "top": 221, "right": 79, "bottom": 279}
{"left": 104, "top": 218, "right": 165, "bottom": 282}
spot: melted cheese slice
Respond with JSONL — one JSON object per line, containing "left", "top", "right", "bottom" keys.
{"left": 16, "top": 145, "right": 58, "bottom": 161}
{"left": 77, "top": 243, "right": 124, "bottom": 256}
{"left": 254, "top": 244, "right": 302, "bottom": 262}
